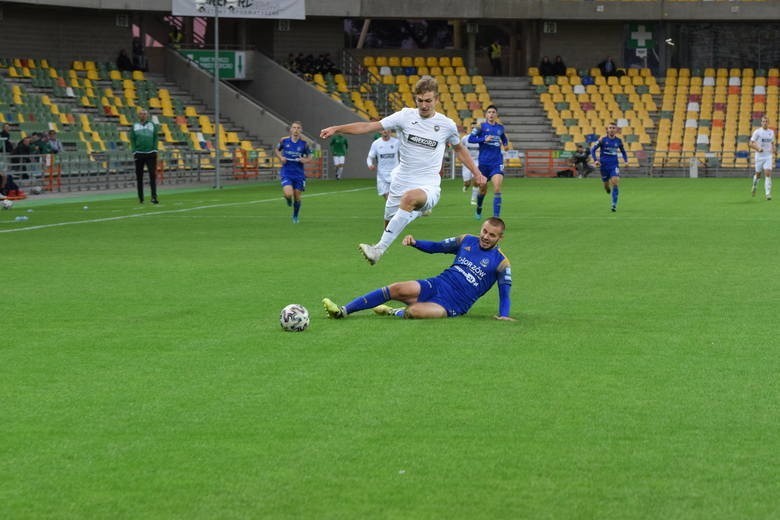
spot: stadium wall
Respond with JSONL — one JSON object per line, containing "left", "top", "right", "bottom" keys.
{"left": 238, "top": 52, "right": 373, "bottom": 179}
{"left": 0, "top": 4, "right": 132, "bottom": 68}
{"left": 5, "top": 0, "right": 780, "bottom": 21}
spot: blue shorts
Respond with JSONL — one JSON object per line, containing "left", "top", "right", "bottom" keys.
{"left": 600, "top": 164, "right": 620, "bottom": 182}
{"left": 479, "top": 163, "right": 504, "bottom": 180}
{"left": 417, "top": 277, "right": 468, "bottom": 317}
{"left": 281, "top": 174, "right": 306, "bottom": 192}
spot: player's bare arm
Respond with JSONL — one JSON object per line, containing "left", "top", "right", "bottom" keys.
{"left": 320, "top": 121, "right": 383, "bottom": 139}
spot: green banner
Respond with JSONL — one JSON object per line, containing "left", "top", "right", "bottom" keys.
{"left": 182, "top": 49, "right": 247, "bottom": 79}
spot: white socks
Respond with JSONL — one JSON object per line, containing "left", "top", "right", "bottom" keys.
{"left": 766, "top": 176, "right": 773, "bottom": 197}
{"left": 471, "top": 187, "right": 479, "bottom": 202}
{"left": 377, "top": 209, "right": 417, "bottom": 251}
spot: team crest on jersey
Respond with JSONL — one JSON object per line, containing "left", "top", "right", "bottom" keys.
{"left": 464, "top": 246, "right": 471, "bottom": 251}
{"left": 480, "top": 258, "right": 490, "bottom": 268}
{"left": 434, "top": 125, "right": 440, "bottom": 132}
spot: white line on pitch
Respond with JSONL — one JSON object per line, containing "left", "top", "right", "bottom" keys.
{"left": 0, "top": 187, "right": 372, "bottom": 234}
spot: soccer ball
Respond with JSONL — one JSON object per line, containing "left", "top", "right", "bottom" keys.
{"left": 280, "top": 304, "right": 310, "bottom": 332}
{"left": 1, "top": 199, "right": 13, "bottom": 210}
{"left": 31, "top": 186, "right": 43, "bottom": 195}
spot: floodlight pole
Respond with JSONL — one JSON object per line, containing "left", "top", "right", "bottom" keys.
{"left": 213, "top": 4, "right": 221, "bottom": 189}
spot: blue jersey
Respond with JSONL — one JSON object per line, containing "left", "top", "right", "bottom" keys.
{"left": 469, "top": 122, "right": 508, "bottom": 167}
{"left": 278, "top": 137, "right": 310, "bottom": 178}
{"left": 419, "top": 234, "right": 511, "bottom": 316}
{"left": 591, "top": 135, "right": 627, "bottom": 167}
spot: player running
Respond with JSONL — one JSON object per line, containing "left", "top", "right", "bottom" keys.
{"left": 750, "top": 115, "right": 775, "bottom": 200}
{"left": 275, "top": 121, "right": 311, "bottom": 224}
{"left": 468, "top": 105, "right": 509, "bottom": 218}
{"left": 591, "top": 122, "right": 628, "bottom": 212}
{"left": 366, "top": 129, "right": 400, "bottom": 201}
{"left": 320, "top": 75, "right": 485, "bottom": 265}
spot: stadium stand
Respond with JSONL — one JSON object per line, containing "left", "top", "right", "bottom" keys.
{"left": 0, "top": 56, "right": 276, "bottom": 187}
{"left": 533, "top": 66, "right": 657, "bottom": 168}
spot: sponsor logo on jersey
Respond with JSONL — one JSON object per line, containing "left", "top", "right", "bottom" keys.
{"left": 407, "top": 134, "right": 437, "bottom": 149}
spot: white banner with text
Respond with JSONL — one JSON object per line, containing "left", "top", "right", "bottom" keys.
{"left": 172, "top": 0, "right": 305, "bottom": 19}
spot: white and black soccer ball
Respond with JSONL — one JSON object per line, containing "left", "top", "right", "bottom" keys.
{"left": 31, "top": 186, "right": 43, "bottom": 195}
{"left": 280, "top": 304, "right": 310, "bottom": 332}
{"left": 1, "top": 199, "right": 13, "bottom": 210}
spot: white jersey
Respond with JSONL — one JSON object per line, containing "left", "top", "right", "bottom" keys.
{"left": 461, "top": 134, "right": 480, "bottom": 163}
{"left": 751, "top": 127, "right": 775, "bottom": 157}
{"left": 367, "top": 136, "right": 400, "bottom": 177}
{"left": 380, "top": 107, "right": 460, "bottom": 187}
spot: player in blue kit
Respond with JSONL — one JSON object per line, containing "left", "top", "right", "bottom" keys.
{"left": 322, "top": 218, "right": 515, "bottom": 321}
{"left": 591, "top": 122, "right": 628, "bottom": 212}
{"left": 468, "top": 105, "right": 508, "bottom": 219}
{"left": 275, "top": 121, "right": 311, "bottom": 223}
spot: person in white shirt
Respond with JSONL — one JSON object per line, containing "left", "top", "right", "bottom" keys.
{"left": 366, "top": 129, "right": 400, "bottom": 200}
{"left": 460, "top": 125, "right": 480, "bottom": 206}
{"left": 321, "top": 75, "right": 485, "bottom": 265}
{"left": 750, "top": 115, "right": 775, "bottom": 200}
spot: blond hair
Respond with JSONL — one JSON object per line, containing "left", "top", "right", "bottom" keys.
{"left": 414, "top": 75, "right": 439, "bottom": 97}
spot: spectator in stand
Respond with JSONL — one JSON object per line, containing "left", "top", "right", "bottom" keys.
{"left": 36, "top": 133, "right": 52, "bottom": 155}
{"left": 539, "top": 56, "right": 554, "bottom": 77}
{"left": 285, "top": 53, "right": 298, "bottom": 74}
{"left": 116, "top": 49, "right": 133, "bottom": 71}
{"left": 322, "top": 53, "right": 340, "bottom": 74}
{"left": 132, "top": 37, "right": 147, "bottom": 72}
{"left": 47, "top": 130, "right": 62, "bottom": 154}
{"left": 11, "top": 135, "right": 32, "bottom": 174}
{"left": 552, "top": 55, "right": 567, "bottom": 76}
{"left": 598, "top": 56, "right": 618, "bottom": 77}
{"left": 0, "top": 123, "right": 12, "bottom": 153}
{"left": 489, "top": 40, "right": 503, "bottom": 76}
{"left": 168, "top": 27, "right": 184, "bottom": 49}
{"left": 29, "top": 133, "right": 46, "bottom": 174}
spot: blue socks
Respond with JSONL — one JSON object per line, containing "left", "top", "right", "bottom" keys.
{"left": 344, "top": 287, "right": 390, "bottom": 314}
{"left": 476, "top": 193, "right": 503, "bottom": 217}
{"left": 293, "top": 201, "right": 301, "bottom": 218}
{"left": 493, "top": 193, "right": 502, "bottom": 217}
{"left": 611, "top": 186, "right": 619, "bottom": 207}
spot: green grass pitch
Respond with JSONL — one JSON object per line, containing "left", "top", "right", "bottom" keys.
{"left": 2, "top": 177, "right": 778, "bottom": 519}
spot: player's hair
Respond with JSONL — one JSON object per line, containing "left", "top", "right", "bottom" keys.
{"left": 486, "top": 104, "right": 498, "bottom": 112}
{"left": 486, "top": 217, "right": 505, "bottom": 232}
{"left": 290, "top": 120, "right": 302, "bottom": 129}
{"left": 414, "top": 75, "right": 439, "bottom": 97}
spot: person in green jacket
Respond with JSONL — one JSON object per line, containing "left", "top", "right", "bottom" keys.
{"left": 131, "top": 108, "right": 159, "bottom": 204}
{"left": 329, "top": 133, "right": 348, "bottom": 180}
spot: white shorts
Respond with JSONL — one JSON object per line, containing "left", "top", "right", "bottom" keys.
{"left": 461, "top": 165, "right": 477, "bottom": 182}
{"left": 333, "top": 155, "right": 346, "bottom": 167}
{"left": 755, "top": 155, "right": 773, "bottom": 173}
{"left": 384, "top": 182, "right": 441, "bottom": 221}
{"left": 377, "top": 170, "right": 392, "bottom": 196}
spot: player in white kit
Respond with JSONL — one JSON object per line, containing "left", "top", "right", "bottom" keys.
{"left": 750, "top": 115, "right": 776, "bottom": 200}
{"left": 367, "top": 129, "right": 399, "bottom": 200}
{"left": 320, "top": 75, "right": 485, "bottom": 265}
{"left": 461, "top": 125, "right": 480, "bottom": 206}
